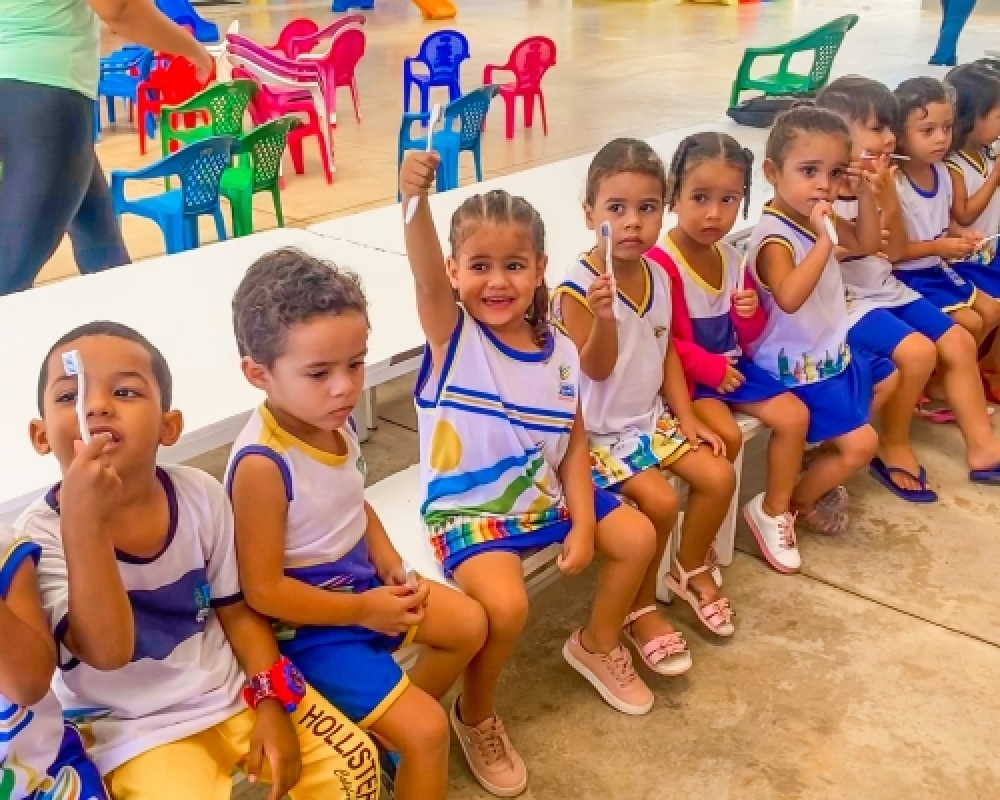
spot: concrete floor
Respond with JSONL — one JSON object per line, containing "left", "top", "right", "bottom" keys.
{"left": 74, "top": 0, "right": 1000, "bottom": 796}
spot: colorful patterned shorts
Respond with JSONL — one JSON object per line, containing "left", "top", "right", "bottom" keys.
{"left": 589, "top": 412, "right": 690, "bottom": 490}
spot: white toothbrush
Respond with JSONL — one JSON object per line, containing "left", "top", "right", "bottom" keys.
{"left": 600, "top": 221, "right": 619, "bottom": 320}
{"left": 404, "top": 103, "right": 443, "bottom": 225}
{"left": 976, "top": 232, "right": 1000, "bottom": 250}
{"left": 823, "top": 215, "right": 839, "bottom": 246}
{"left": 61, "top": 351, "right": 91, "bottom": 443}
{"left": 402, "top": 559, "right": 418, "bottom": 589}
{"left": 736, "top": 251, "right": 747, "bottom": 293}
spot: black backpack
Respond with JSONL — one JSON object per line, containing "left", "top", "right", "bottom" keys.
{"left": 726, "top": 94, "right": 811, "bottom": 128}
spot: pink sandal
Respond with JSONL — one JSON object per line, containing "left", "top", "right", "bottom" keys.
{"left": 622, "top": 606, "right": 692, "bottom": 676}
{"left": 663, "top": 559, "right": 735, "bottom": 637}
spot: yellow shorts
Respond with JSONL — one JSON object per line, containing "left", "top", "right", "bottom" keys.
{"left": 106, "top": 684, "right": 379, "bottom": 800}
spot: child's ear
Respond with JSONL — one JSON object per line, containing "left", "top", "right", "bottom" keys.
{"left": 583, "top": 203, "right": 595, "bottom": 232}
{"left": 159, "top": 410, "right": 184, "bottom": 447}
{"left": 29, "top": 419, "right": 52, "bottom": 456}
{"left": 445, "top": 256, "right": 460, "bottom": 289}
{"left": 762, "top": 158, "right": 779, "bottom": 186}
{"left": 241, "top": 357, "right": 270, "bottom": 392}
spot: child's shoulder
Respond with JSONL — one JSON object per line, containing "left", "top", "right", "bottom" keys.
{"left": 0, "top": 524, "right": 39, "bottom": 592}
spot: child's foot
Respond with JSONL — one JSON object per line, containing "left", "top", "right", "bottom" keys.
{"left": 664, "top": 559, "right": 735, "bottom": 637}
{"left": 743, "top": 492, "right": 801, "bottom": 573}
{"left": 622, "top": 606, "right": 691, "bottom": 676}
{"left": 873, "top": 444, "right": 925, "bottom": 493}
{"left": 450, "top": 698, "right": 527, "bottom": 797}
{"left": 563, "top": 629, "right": 654, "bottom": 715}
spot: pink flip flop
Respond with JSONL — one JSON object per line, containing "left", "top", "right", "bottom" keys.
{"left": 662, "top": 559, "right": 735, "bottom": 637}
{"left": 622, "top": 606, "right": 692, "bottom": 676}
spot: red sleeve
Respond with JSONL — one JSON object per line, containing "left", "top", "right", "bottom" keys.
{"left": 731, "top": 271, "right": 769, "bottom": 348}
{"left": 646, "top": 245, "right": 729, "bottom": 395}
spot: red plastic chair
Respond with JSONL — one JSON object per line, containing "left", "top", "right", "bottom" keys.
{"left": 298, "top": 26, "right": 366, "bottom": 124}
{"left": 268, "top": 18, "right": 320, "bottom": 58}
{"left": 482, "top": 36, "right": 556, "bottom": 140}
{"left": 235, "top": 67, "right": 333, "bottom": 184}
{"left": 136, "top": 55, "right": 212, "bottom": 153}
{"left": 282, "top": 14, "right": 365, "bottom": 59}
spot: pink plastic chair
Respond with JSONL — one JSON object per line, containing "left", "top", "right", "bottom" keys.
{"left": 299, "top": 27, "right": 366, "bottom": 123}
{"left": 268, "top": 18, "right": 320, "bottom": 58}
{"left": 284, "top": 14, "right": 365, "bottom": 59}
{"left": 483, "top": 36, "right": 556, "bottom": 140}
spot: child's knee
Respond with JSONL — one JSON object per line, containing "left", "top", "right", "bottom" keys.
{"left": 720, "top": 426, "right": 743, "bottom": 463}
{"left": 952, "top": 308, "right": 984, "bottom": 339}
{"left": 636, "top": 481, "right": 679, "bottom": 529}
{"left": 774, "top": 394, "right": 809, "bottom": 440}
{"left": 452, "top": 594, "right": 490, "bottom": 654}
{"left": 938, "top": 324, "right": 977, "bottom": 367}
{"left": 895, "top": 333, "right": 938, "bottom": 378}
{"left": 841, "top": 426, "right": 879, "bottom": 470}
{"left": 393, "top": 693, "right": 450, "bottom": 757}
{"left": 613, "top": 504, "right": 657, "bottom": 563}
{"left": 480, "top": 587, "right": 530, "bottom": 640}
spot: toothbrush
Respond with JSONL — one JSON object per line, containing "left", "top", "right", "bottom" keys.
{"left": 61, "top": 351, "right": 91, "bottom": 444}
{"left": 402, "top": 560, "right": 419, "bottom": 590}
{"left": 860, "top": 150, "right": 910, "bottom": 162}
{"left": 736, "top": 251, "right": 747, "bottom": 293}
{"left": 404, "top": 103, "right": 443, "bottom": 225}
{"left": 600, "top": 221, "right": 619, "bottom": 320}
{"left": 976, "top": 232, "right": 1000, "bottom": 250}
{"left": 823, "top": 214, "right": 839, "bottom": 247}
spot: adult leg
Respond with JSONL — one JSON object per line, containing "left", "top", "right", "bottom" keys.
{"left": 931, "top": 0, "right": 977, "bottom": 65}
{"left": 68, "top": 151, "right": 130, "bottom": 275}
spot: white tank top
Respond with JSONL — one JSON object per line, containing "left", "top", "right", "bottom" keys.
{"left": 896, "top": 162, "right": 953, "bottom": 271}
{"left": 834, "top": 197, "right": 919, "bottom": 324}
{"left": 947, "top": 148, "right": 1000, "bottom": 264}
{"left": 226, "top": 406, "right": 375, "bottom": 593}
{"left": 415, "top": 308, "right": 579, "bottom": 563}
{"left": 551, "top": 254, "right": 671, "bottom": 441}
{"left": 746, "top": 205, "right": 851, "bottom": 386}
{"left": 663, "top": 238, "right": 744, "bottom": 358}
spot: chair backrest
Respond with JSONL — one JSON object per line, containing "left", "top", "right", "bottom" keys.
{"left": 172, "top": 80, "right": 258, "bottom": 135}
{"left": 101, "top": 46, "right": 153, "bottom": 79}
{"left": 174, "top": 136, "right": 235, "bottom": 213}
{"left": 148, "top": 57, "right": 205, "bottom": 104}
{"left": 238, "top": 117, "right": 298, "bottom": 191}
{"left": 446, "top": 85, "right": 498, "bottom": 149}
{"left": 330, "top": 27, "right": 366, "bottom": 80}
{"left": 272, "top": 18, "right": 319, "bottom": 58}
{"left": 800, "top": 15, "right": 859, "bottom": 89}
{"left": 417, "top": 30, "right": 470, "bottom": 82}
{"left": 507, "top": 36, "right": 556, "bottom": 91}
{"left": 289, "top": 14, "right": 365, "bottom": 59}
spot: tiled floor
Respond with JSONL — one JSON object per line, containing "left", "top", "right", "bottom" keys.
{"left": 51, "top": 0, "right": 1000, "bottom": 797}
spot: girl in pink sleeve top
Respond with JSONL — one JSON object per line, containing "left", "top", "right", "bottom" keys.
{"left": 647, "top": 132, "right": 811, "bottom": 576}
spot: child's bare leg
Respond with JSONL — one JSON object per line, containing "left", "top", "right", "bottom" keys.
{"left": 452, "top": 553, "right": 529, "bottom": 725}
{"left": 871, "top": 369, "right": 901, "bottom": 415}
{"left": 370, "top": 689, "right": 449, "bottom": 800}
{"left": 735, "top": 393, "right": 809, "bottom": 515}
{"left": 949, "top": 306, "right": 985, "bottom": 343}
{"left": 971, "top": 292, "right": 1000, "bottom": 345}
{"left": 878, "top": 334, "right": 936, "bottom": 490}
{"left": 665, "top": 447, "right": 736, "bottom": 605}
{"left": 617, "top": 470, "right": 679, "bottom": 644}
{"left": 582, "top": 503, "right": 656, "bottom": 654}
{"left": 792, "top": 424, "right": 878, "bottom": 511}
{"left": 408, "top": 583, "right": 488, "bottom": 700}
{"left": 693, "top": 398, "right": 743, "bottom": 465}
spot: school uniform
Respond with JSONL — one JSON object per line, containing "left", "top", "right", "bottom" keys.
{"left": 226, "top": 409, "right": 411, "bottom": 728}
{"left": 895, "top": 162, "right": 978, "bottom": 311}
{"left": 551, "top": 253, "right": 689, "bottom": 489}
{"left": 747, "top": 204, "right": 892, "bottom": 443}
{"left": 948, "top": 148, "right": 1000, "bottom": 297}
{"left": 415, "top": 308, "right": 620, "bottom": 574}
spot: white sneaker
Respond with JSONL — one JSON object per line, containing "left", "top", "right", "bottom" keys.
{"left": 742, "top": 493, "right": 801, "bottom": 573}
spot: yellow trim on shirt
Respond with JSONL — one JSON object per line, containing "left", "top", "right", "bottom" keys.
{"left": 580, "top": 252, "right": 652, "bottom": 315}
{"left": 942, "top": 286, "right": 977, "bottom": 313}
{"left": 663, "top": 236, "right": 727, "bottom": 295}
{"left": 258, "top": 405, "right": 348, "bottom": 466}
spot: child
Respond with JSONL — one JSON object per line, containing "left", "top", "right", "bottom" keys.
{"left": 0, "top": 521, "right": 107, "bottom": 800}
{"left": 646, "top": 132, "right": 809, "bottom": 573}
{"left": 226, "top": 248, "right": 488, "bottom": 800}
{"left": 748, "top": 106, "right": 894, "bottom": 535}
{"left": 819, "top": 75, "right": 1000, "bottom": 487}
{"left": 553, "top": 137, "right": 740, "bottom": 643}
{"left": 19, "top": 321, "right": 381, "bottom": 800}
{"left": 401, "top": 151, "right": 659, "bottom": 797}
{"left": 892, "top": 77, "right": 1000, "bottom": 345}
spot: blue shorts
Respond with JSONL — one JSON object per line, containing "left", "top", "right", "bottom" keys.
{"left": 889, "top": 297, "right": 955, "bottom": 342}
{"left": 694, "top": 356, "right": 791, "bottom": 405}
{"left": 443, "top": 488, "right": 621, "bottom": 574}
{"left": 36, "top": 722, "right": 108, "bottom": 799}
{"left": 895, "top": 266, "right": 976, "bottom": 313}
{"left": 953, "top": 261, "right": 1000, "bottom": 300}
{"left": 790, "top": 353, "right": 876, "bottom": 444}
{"left": 281, "top": 618, "right": 412, "bottom": 728}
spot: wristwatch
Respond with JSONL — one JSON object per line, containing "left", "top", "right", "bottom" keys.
{"left": 242, "top": 656, "right": 306, "bottom": 713}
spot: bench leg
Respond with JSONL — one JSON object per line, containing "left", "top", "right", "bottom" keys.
{"left": 354, "top": 388, "right": 377, "bottom": 443}
{"left": 714, "top": 446, "right": 742, "bottom": 567}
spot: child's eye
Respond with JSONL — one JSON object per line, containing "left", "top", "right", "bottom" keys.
{"left": 506, "top": 261, "right": 525, "bottom": 271}
{"left": 607, "top": 202, "right": 624, "bottom": 214}
{"left": 469, "top": 261, "right": 488, "bottom": 272}
{"left": 802, "top": 166, "right": 817, "bottom": 177}
{"left": 639, "top": 202, "right": 659, "bottom": 213}
{"left": 349, "top": 360, "right": 365, "bottom": 371}
{"left": 692, "top": 193, "right": 707, "bottom": 203}
{"left": 722, "top": 195, "right": 737, "bottom": 204}
{"left": 831, "top": 168, "right": 845, "bottom": 179}
{"left": 307, "top": 371, "right": 329, "bottom": 380}
{"left": 113, "top": 388, "right": 141, "bottom": 399}
{"left": 55, "top": 390, "right": 76, "bottom": 404}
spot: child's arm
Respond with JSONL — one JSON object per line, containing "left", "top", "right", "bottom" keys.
{"left": 835, "top": 166, "right": 881, "bottom": 257}
{"left": 400, "top": 151, "right": 460, "bottom": 355}
{"left": 731, "top": 272, "right": 768, "bottom": 346}
{"left": 871, "top": 163, "right": 908, "bottom": 263}
{"left": 231, "top": 456, "right": 427, "bottom": 635}
{"left": 660, "top": 344, "right": 727, "bottom": 456}
{"left": 362, "top": 502, "right": 409, "bottom": 586}
{"left": 758, "top": 201, "right": 835, "bottom": 314}
{"left": 554, "top": 410, "right": 596, "bottom": 575}
{"left": 950, "top": 161, "right": 1000, "bottom": 227}
{"left": 895, "top": 230, "right": 980, "bottom": 263}
{"left": 557, "top": 275, "right": 618, "bottom": 381}
{"left": 0, "top": 550, "right": 57, "bottom": 706}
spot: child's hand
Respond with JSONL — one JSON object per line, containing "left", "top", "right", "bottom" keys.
{"left": 587, "top": 273, "right": 616, "bottom": 321}
{"left": 938, "top": 236, "right": 977, "bottom": 260}
{"left": 557, "top": 526, "right": 594, "bottom": 575}
{"left": 845, "top": 162, "right": 869, "bottom": 195}
{"left": 359, "top": 584, "right": 428, "bottom": 635}
{"left": 810, "top": 200, "right": 834, "bottom": 243}
{"left": 247, "top": 699, "right": 302, "bottom": 800}
{"left": 731, "top": 289, "right": 758, "bottom": 318}
{"left": 60, "top": 434, "right": 122, "bottom": 528}
{"left": 716, "top": 362, "right": 746, "bottom": 394}
{"left": 399, "top": 150, "right": 440, "bottom": 200}
{"left": 678, "top": 416, "right": 727, "bottom": 457}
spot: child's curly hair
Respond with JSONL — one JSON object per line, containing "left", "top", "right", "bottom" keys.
{"left": 664, "top": 131, "right": 754, "bottom": 218}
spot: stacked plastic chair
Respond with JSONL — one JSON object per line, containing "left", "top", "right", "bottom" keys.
{"left": 97, "top": 46, "right": 154, "bottom": 134}
{"left": 135, "top": 55, "right": 212, "bottom": 153}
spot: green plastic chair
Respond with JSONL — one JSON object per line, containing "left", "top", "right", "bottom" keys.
{"left": 220, "top": 116, "right": 298, "bottom": 238}
{"left": 729, "top": 15, "right": 859, "bottom": 108}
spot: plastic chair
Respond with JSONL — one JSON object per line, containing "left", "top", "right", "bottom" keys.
{"left": 221, "top": 117, "right": 298, "bottom": 236}
{"left": 268, "top": 18, "right": 320, "bottom": 57}
{"left": 397, "top": 85, "right": 499, "bottom": 198}
{"left": 729, "top": 15, "right": 859, "bottom": 107}
{"left": 483, "top": 36, "right": 556, "bottom": 140}
{"left": 282, "top": 14, "right": 365, "bottom": 59}
{"left": 403, "top": 30, "right": 470, "bottom": 116}
{"left": 111, "top": 136, "right": 234, "bottom": 254}
{"left": 154, "top": 0, "right": 220, "bottom": 43}
{"left": 136, "top": 56, "right": 211, "bottom": 153}
{"left": 300, "top": 27, "right": 366, "bottom": 124}
{"left": 161, "top": 80, "right": 257, "bottom": 155}
{"left": 97, "top": 46, "right": 153, "bottom": 132}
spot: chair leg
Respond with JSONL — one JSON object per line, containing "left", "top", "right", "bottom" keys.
{"left": 504, "top": 93, "right": 515, "bottom": 140}
{"left": 106, "top": 96, "right": 116, "bottom": 124}
{"left": 420, "top": 84, "right": 429, "bottom": 124}
{"left": 213, "top": 208, "right": 227, "bottom": 242}
{"left": 271, "top": 187, "right": 285, "bottom": 228}
{"left": 316, "top": 132, "right": 333, "bottom": 184}
{"left": 473, "top": 146, "right": 483, "bottom": 183}
{"left": 138, "top": 106, "right": 147, "bottom": 155}
{"left": 289, "top": 138, "right": 305, "bottom": 175}
{"left": 538, "top": 91, "right": 548, "bottom": 135}
{"left": 524, "top": 93, "right": 534, "bottom": 130}
{"left": 351, "top": 79, "right": 361, "bottom": 124}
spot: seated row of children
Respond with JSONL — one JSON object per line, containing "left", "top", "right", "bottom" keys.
{"left": 3, "top": 66, "right": 1000, "bottom": 800}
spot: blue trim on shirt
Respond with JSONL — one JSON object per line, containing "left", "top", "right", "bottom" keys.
{"left": 414, "top": 310, "right": 465, "bottom": 409}
{"left": 477, "top": 317, "right": 555, "bottom": 362}
{"left": 225, "top": 445, "right": 294, "bottom": 502}
{"left": 906, "top": 163, "right": 940, "bottom": 199}
{"left": 0, "top": 540, "right": 40, "bottom": 599}
{"left": 445, "top": 386, "right": 576, "bottom": 421}
{"left": 423, "top": 449, "right": 538, "bottom": 509}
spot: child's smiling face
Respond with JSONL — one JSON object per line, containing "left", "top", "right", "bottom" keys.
{"left": 764, "top": 131, "right": 850, "bottom": 220}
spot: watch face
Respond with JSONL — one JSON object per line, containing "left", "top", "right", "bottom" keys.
{"left": 285, "top": 663, "right": 307, "bottom": 697}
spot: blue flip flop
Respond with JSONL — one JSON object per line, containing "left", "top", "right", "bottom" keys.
{"left": 969, "top": 464, "right": 1000, "bottom": 484}
{"left": 868, "top": 457, "right": 938, "bottom": 503}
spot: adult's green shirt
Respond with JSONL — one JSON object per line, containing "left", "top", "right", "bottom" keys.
{"left": 0, "top": 0, "right": 101, "bottom": 99}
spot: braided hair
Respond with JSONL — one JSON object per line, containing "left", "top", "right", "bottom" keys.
{"left": 664, "top": 132, "right": 754, "bottom": 218}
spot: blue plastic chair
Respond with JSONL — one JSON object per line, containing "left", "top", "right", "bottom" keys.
{"left": 97, "top": 46, "right": 153, "bottom": 134}
{"left": 110, "top": 136, "right": 234, "bottom": 254}
{"left": 403, "top": 30, "right": 470, "bottom": 117}
{"left": 154, "top": 0, "right": 220, "bottom": 43}
{"left": 398, "top": 85, "right": 499, "bottom": 199}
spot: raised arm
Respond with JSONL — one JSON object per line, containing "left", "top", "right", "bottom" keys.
{"left": 400, "top": 151, "right": 460, "bottom": 356}
{"left": 835, "top": 167, "right": 881, "bottom": 257}
{"left": 556, "top": 276, "right": 619, "bottom": 382}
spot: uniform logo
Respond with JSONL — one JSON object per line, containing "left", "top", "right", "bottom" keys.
{"left": 653, "top": 325, "right": 667, "bottom": 338}
{"left": 558, "top": 365, "right": 571, "bottom": 380}
{"left": 356, "top": 455, "right": 367, "bottom": 476}
{"left": 558, "top": 364, "right": 576, "bottom": 401}
{"left": 195, "top": 582, "right": 212, "bottom": 623}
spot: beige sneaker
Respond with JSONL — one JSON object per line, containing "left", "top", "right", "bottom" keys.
{"left": 562, "top": 629, "right": 654, "bottom": 715}
{"left": 450, "top": 698, "right": 527, "bottom": 797}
